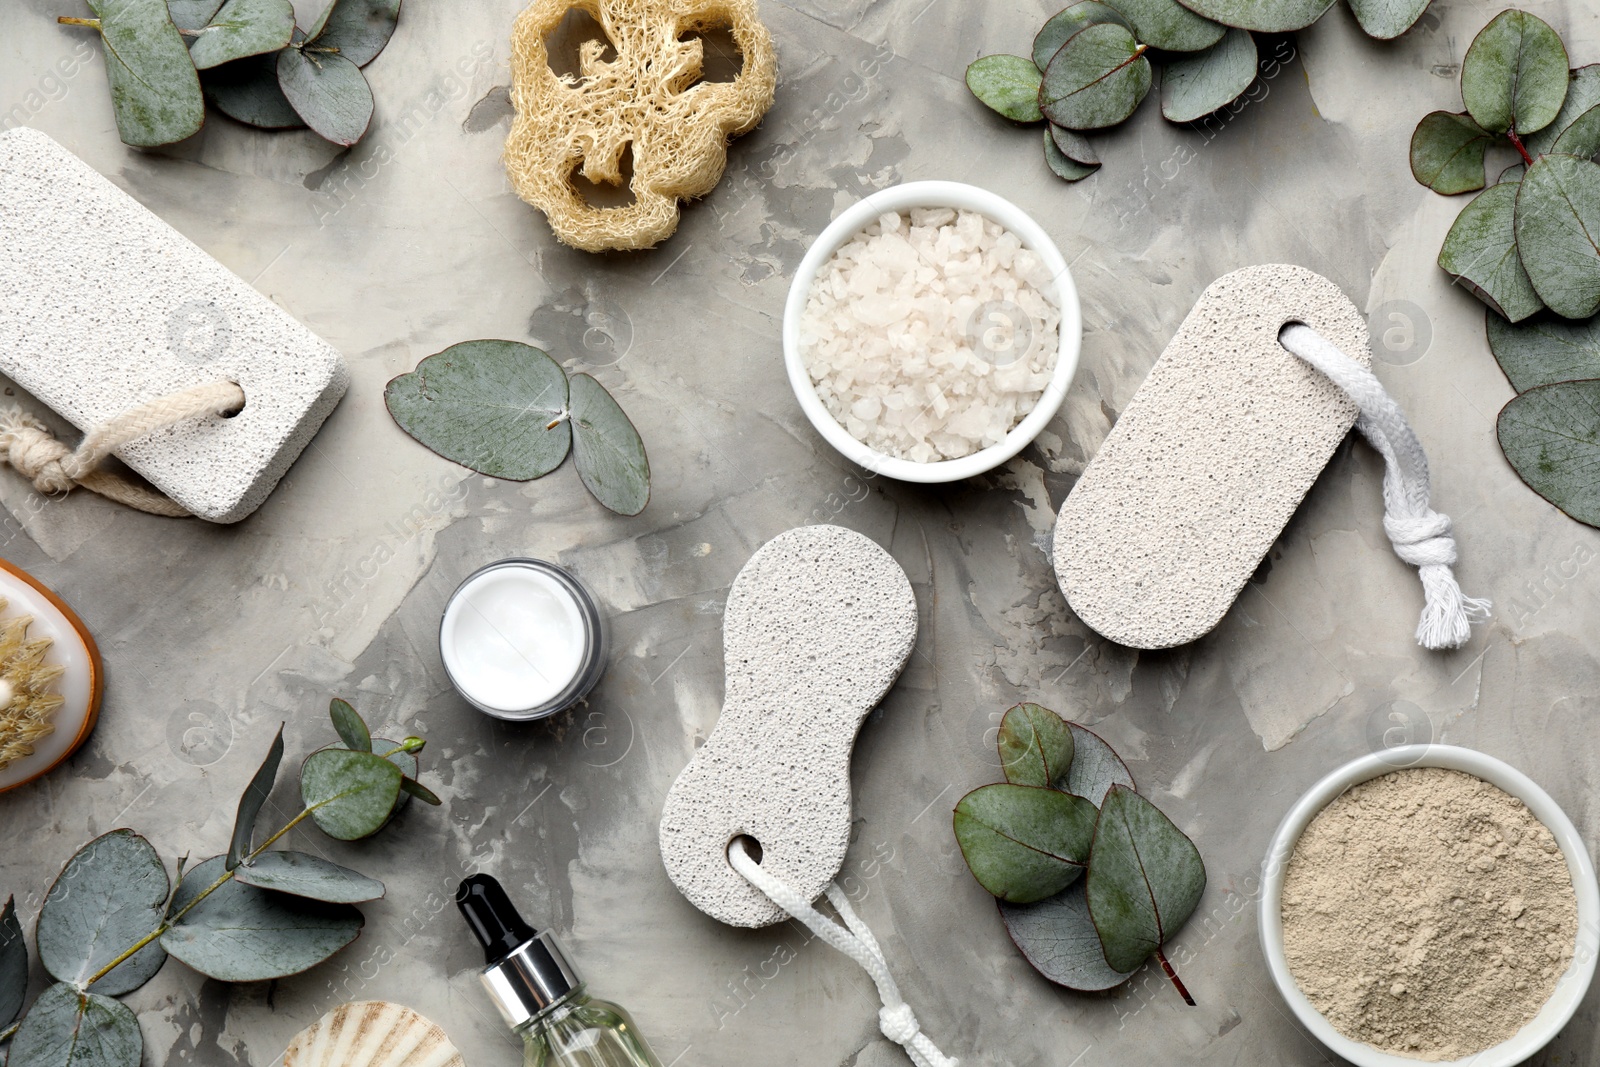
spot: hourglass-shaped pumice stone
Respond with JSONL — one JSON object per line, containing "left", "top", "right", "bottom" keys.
{"left": 658, "top": 524, "right": 918, "bottom": 928}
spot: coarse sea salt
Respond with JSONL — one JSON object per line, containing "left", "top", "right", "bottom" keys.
{"left": 798, "top": 207, "right": 1060, "bottom": 463}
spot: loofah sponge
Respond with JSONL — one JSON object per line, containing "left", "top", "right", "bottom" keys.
{"left": 0, "top": 598, "right": 65, "bottom": 773}
{"left": 505, "top": 0, "right": 777, "bottom": 252}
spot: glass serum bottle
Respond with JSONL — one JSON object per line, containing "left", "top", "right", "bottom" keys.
{"left": 456, "top": 875, "right": 664, "bottom": 1067}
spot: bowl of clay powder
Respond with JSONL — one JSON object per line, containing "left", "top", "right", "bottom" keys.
{"left": 1260, "top": 745, "right": 1598, "bottom": 1066}
{"left": 783, "top": 180, "right": 1081, "bottom": 483}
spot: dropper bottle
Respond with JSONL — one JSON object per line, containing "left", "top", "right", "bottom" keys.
{"left": 456, "top": 874, "right": 664, "bottom": 1067}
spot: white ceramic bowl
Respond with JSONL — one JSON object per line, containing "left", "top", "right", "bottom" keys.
{"left": 782, "top": 180, "right": 1082, "bottom": 483}
{"left": 1259, "top": 745, "right": 1599, "bottom": 1067}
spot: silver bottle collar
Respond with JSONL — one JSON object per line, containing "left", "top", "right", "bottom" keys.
{"left": 481, "top": 932, "right": 583, "bottom": 1029}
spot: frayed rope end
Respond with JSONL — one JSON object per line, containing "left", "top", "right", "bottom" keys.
{"left": 1415, "top": 563, "right": 1492, "bottom": 650}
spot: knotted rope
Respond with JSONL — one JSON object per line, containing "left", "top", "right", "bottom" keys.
{"left": 1279, "top": 324, "right": 1490, "bottom": 649}
{"left": 0, "top": 381, "right": 245, "bottom": 518}
{"left": 729, "top": 840, "right": 958, "bottom": 1067}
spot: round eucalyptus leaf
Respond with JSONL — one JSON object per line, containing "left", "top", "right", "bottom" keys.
{"left": 1062, "top": 722, "right": 1136, "bottom": 805}
{"left": 37, "top": 829, "right": 168, "bottom": 996}
{"left": 997, "top": 703, "right": 1074, "bottom": 788}
{"left": 1461, "top": 9, "right": 1569, "bottom": 136}
{"left": 204, "top": 52, "right": 306, "bottom": 128}
{"left": 1160, "top": 27, "right": 1256, "bottom": 123}
{"left": 1040, "top": 23, "right": 1152, "bottom": 131}
{"left": 1515, "top": 154, "right": 1600, "bottom": 319}
{"left": 300, "top": 748, "right": 404, "bottom": 840}
{"left": 1551, "top": 104, "right": 1600, "bottom": 160}
{"left": 1168, "top": 0, "right": 1334, "bottom": 34}
{"left": 1085, "top": 784, "right": 1205, "bottom": 974}
{"left": 385, "top": 340, "right": 573, "bottom": 481}
{"left": 1045, "top": 127, "right": 1099, "bottom": 179}
{"left": 1102, "top": 0, "right": 1225, "bottom": 53}
{"left": 9, "top": 983, "right": 141, "bottom": 1067}
{"left": 1488, "top": 310, "right": 1600, "bottom": 392}
{"left": 953, "top": 784, "right": 1099, "bottom": 903}
{"left": 1346, "top": 0, "right": 1430, "bottom": 41}
{"left": 313, "top": 737, "right": 416, "bottom": 820}
{"left": 162, "top": 856, "right": 363, "bottom": 981}
{"left": 1000, "top": 880, "right": 1135, "bottom": 991}
{"left": 305, "top": 0, "right": 402, "bottom": 67}
{"left": 1034, "top": 2, "right": 1132, "bottom": 72}
{"left": 569, "top": 372, "right": 651, "bottom": 516}
{"left": 168, "top": 0, "right": 224, "bottom": 31}
{"left": 1409, "top": 111, "right": 1493, "bottom": 194}
{"left": 965, "top": 55, "right": 1044, "bottom": 122}
{"left": 1, "top": 897, "right": 26, "bottom": 1029}
{"left": 1527, "top": 65, "right": 1600, "bottom": 156}
{"left": 1437, "top": 181, "right": 1544, "bottom": 323}
{"left": 1049, "top": 123, "right": 1098, "bottom": 164}
{"left": 187, "top": 0, "right": 293, "bottom": 69}
{"left": 277, "top": 45, "right": 374, "bottom": 146}
{"left": 76, "top": 0, "right": 206, "bottom": 147}
{"left": 234, "top": 851, "right": 385, "bottom": 903}
{"left": 1498, "top": 380, "right": 1600, "bottom": 527}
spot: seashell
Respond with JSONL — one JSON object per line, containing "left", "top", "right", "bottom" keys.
{"left": 283, "top": 1001, "right": 466, "bottom": 1067}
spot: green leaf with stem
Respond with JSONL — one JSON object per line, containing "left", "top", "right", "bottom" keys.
{"left": 1167, "top": 0, "right": 1333, "bottom": 34}
{"left": 1101, "top": 0, "right": 1225, "bottom": 53}
{"left": 305, "top": 0, "right": 402, "bottom": 67}
{"left": 997, "top": 703, "right": 1074, "bottom": 787}
{"left": 300, "top": 748, "right": 405, "bottom": 840}
{"left": 1, "top": 896, "right": 25, "bottom": 1030}
{"left": 1346, "top": 0, "right": 1430, "bottom": 41}
{"left": 1461, "top": 9, "right": 1569, "bottom": 138}
{"left": 1526, "top": 65, "right": 1600, "bottom": 156}
{"left": 1515, "top": 154, "right": 1600, "bottom": 319}
{"left": 187, "top": 0, "right": 294, "bottom": 70}
{"left": 569, "top": 372, "right": 651, "bottom": 516}
{"left": 966, "top": 55, "right": 1045, "bottom": 122}
{"left": 1410, "top": 111, "right": 1495, "bottom": 194}
{"left": 276, "top": 44, "right": 374, "bottom": 146}
{"left": 1160, "top": 27, "right": 1257, "bottom": 124}
{"left": 329, "top": 698, "right": 371, "bottom": 752}
{"left": 37, "top": 830, "right": 168, "bottom": 996}
{"left": 1497, "top": 379, "right": 1600, "bottom": 526}
{"left": 233, "top": 851, "right": 385, "bottom": 903}
{"left": 1040, "top": 23, "right": 1152, "bottom": 131}
{"left": 60, "top": 0, "right": 205, "bottom": 147}
{"left": 8, "top": 983, "right": 141, "bottom": 1067}
{"left": 1438, "top": 181, "right": 1545, "bottom": 323}
{"left": 1034, "top": 2, "right": 1131, "bottom": 72}
{"left": 953, "top": 784, "right": 1099, "bottom": 903}
{"left": 228, "top": 723, "right": 284, "bottom": 869}
{"left": 1488, "top": 309, "right": 1600, "bottom": 391}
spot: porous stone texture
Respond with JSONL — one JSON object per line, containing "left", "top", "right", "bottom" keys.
{"left": 659, "top": 524, "right": 917, "bottom": 928}
{"left": 0, "top": 128, "right": 348, "bottom": 523}
{"left": 1053, "top": 264, "right": 1371, "bottom": 649}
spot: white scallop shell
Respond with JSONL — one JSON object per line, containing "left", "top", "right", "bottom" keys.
{"left": 283, "top": 1002, "right": 466, "bottom": 1067}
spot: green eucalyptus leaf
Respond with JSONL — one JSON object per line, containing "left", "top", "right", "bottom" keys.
{"left": 569, "top": 372, "right": 651, "bottom": 516}
{"left": 162, "top": 856, "right": 362, "bottom": 981}
{"left": 1, "top": 896, "right": 25, "bottom": 1029}
{"left": 1168, "top": 0, "right": 1333, "bottom": 34}
{"left": 1086, "top": 784, "right": 1205, "bottom": 974}
{"left": 1160, "top": 28, "right": 1256, "bottom": 123}
{"left": 997, "top": 703, "right": 1074, "bottom": 787}
{"left": 329, "top": 698, "right": 371, "bottom": 753}
{"left": 1409, "top": 111, "right": 1494, "bottom": 194}
{"left": 1045, "top": 127, "right": 1099, "bottom": 179}
{"left": 1460, "top": 9, "right": 1569, "bottom": 136}
{"left": 1040, "top": 23, "right": 1152, "bottom": 131}
{"left": 306, "top": 0, "right": 402, "bottom": 67}
{"left": 1515, "top": 154, "right": 1600, "bottom": 319}
{"left": 37, "top": 830, "right": 168, "bottom": 996}
{"left": 999, "top": 880, "right": 1135, "bottom": 991}
{"left": 953, "top": 784, "right": 1099, "bottom": 903}
{"left": 1497, "top": 380, "right": 1600, "bottom": 526}
{"left": 187, "top": 0, "right": 293, "bottom": 69}
{"left": 277, "top": 45, "right": 374, "bottom": 146}
{"left": 300, "top": 748, "right": 404, "bottom": 840}
{"left": 1062, "top": 722, "right": 1136, "bottom": 805}
{"left": 1488, "top": 310, "right": 1600, "bottom": 391}
{"left": 67, "top": 0, "right": 206, "bottom": 147}
{"left": 204, "top": 51, "right": 306, "bottom": 128}
{"left": 1049, "top": 123, "right": 1098, "bottom": 164}
{"left": 385, "top": 340, "right": 572, "bottom": 480}
{"left": 227, "top": 723, "right": 284, "bottom": 870}
{"left": 1346, "top": 0, "right": 1430, "bottom": 40}
{"left": 233, "top": 851, "right": 385, "bottom": 903}
{"left": 1437, "top": 181, "right": 1544, "bottom": 323}
{"left": 399, "top": 777, "right": 442, "bottom": 805}
{"left": 1102, "top": 0, "right": 1225, "bottom": 53}
{"left": 315, "top": 737, "right": 416, "bottom": 821}
{"left": 1552, "top": 105, "right": 1600, "bottom": 160}
{"left": 1034, "top": 2, "right": 1132, "bottom": 72}
{"left": 168, "top": 0, "right": 224, "bottom": 31}
{"left": 965, "top": 55, "right": 1044, "bottom": 122}
{"left": 1498, "top": 162, "right": 1527, "bottom": 184}
{"left": 1527, "top": 66, "right": 1600, "bottom": 156}
{"left": 8, "top": 983, "right": 141, "bottom": 1067}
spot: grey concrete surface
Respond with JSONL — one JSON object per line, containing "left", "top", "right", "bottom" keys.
{"left": 2, "top": 0, "right": 1598, "bottom": 1064}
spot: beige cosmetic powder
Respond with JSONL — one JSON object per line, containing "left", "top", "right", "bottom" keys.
{"left": 1280, "top": 767, "right": 1578, "bottom": 1060}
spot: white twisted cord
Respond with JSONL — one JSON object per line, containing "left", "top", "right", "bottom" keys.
{"left": 1280, "top": 324, "right": 1491, "bottom": 649}
{"left": 728, "top": 842, "right": 958, "bottom": 1067}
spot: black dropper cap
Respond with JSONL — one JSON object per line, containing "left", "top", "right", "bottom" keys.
{"left": 457, "top": 874, "right": 538, "bottom": 965}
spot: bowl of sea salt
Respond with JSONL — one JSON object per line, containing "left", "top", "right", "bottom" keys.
{"left": 783, "top": 180, "right": 1081, "bottom": 483}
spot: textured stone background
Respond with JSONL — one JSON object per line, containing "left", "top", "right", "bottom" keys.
{"left": 2, "top": 0, "right": 1598, "bottom": 1064}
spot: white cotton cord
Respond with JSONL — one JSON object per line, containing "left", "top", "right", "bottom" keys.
{"left": 728, "top": 842, "right": 958, "bottom": 1067}
{"left": 1279, "top": 324, "right": 1491, "bottom": 649}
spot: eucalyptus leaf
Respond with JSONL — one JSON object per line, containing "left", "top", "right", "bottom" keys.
{"left": 277, "top": 45, "right": 374, "bottom": 146}
{"left": 162, "top": 856, "right": 363, "bottom": 981}
{"left": 965, "top": 55, "right": 1044, "bottom": 122}
{"left": 37, "top": 830, "right": 168, "bottom": 996}
{"left": 1437, "top": 181, "right": 1544, "bottom": 323}
{"left": 1488, "top": 310, "right": 1600, "bottom": 391}
{"left": 1045, "top": 127, "right": 1099, "bottom": 179}
{"left": 1160, "top": 28, "right": 1257, "bottom": 123}
{"left": 1062, "top": 722, "right": 1136, "bottom": 805}
{"left": 953, "top": 784, "right": 1099, "bottom": 903}
{"left": 1049, "top": 123, "right": 1098, "bottom": 164}
{"left": 1460, "top": 9, "right": 1569, "bottom": 136}
{"left": 1102, "top": 0, "right": 1225, "bottom": 53}
{"left": 1085, "top": 784, "right": 1205, "bottom": 975}
{"left": 301, "top": 748, "right": 404, "bottom": 840}
{"left": 1515, "top": 154, "right": 1600, "bottom": 319}
{"left": 1552, "top": 105, "right": 1600, "bottom": 161}
{"left": 306, "top": 0, "right": 403, "bottom": 67}
{"left": 999, "top": 880, "right": 1135, "bottom": 991}
{"left": 315, "top": 737, "right": 416, "bottom": 819}
{"left": 385, "top": 341, "right": 572, "bottom": 480}
{"left": 1498, "top": 162, "right": 1527, "bottom": 184}
{"left": 1346, "top": 0, "right": 1430, "bottom": 41}
{"left": 400, "top": 777, "right": 443, "bottom": 805}
{"left": 204, "top": 52, "right": 306, "bottom": 128}
{"left": 1034, "top": 2, "right": 1132, "bottom": 72}
{"left": 187, "top": 0, "right": 293, "bottom": 69}
{"left": 227, "top": 723, "right": 284, "bottom": 870}
{"left": 8, "top": 983, "right": 141, "bottom": 1067}
{"left": 168, "top": 0, "right": 224, "bottom": 31}
{"left": 997, "top": 703, "right": 1074, "bottom": 788}
{"left": 329, "top": 698, "right": 371, "bottom": 752}
{"left": 1409, "top": 111, "right": 1494, "bottom": 194}
{"left": 1, "top": 896, "right": 25, "bottom": 1029}
{"left": 1526, "top": 66, "right": 1600, "bottom": 156}
{"left": 233, "top": 851, "right": 385, "bottom": 903}
{"left": 66, "top": 0, "right": 206, "bottom": 147}
{"left": 569, "top": 372, "right": 651, "bottom": 516}
{"left": 1168, "top": 0, "right": 1334, "bottom": 34}
{"left": 1040, "top": 23, "right": 1152, "bottom": 131}
{"left": 1497, "top": 380, "right": 1600, "bottom": 526}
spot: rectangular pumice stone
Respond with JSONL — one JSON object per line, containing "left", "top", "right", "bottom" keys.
{"left": 0, "top": 127, "right": 348, "bottom": 523}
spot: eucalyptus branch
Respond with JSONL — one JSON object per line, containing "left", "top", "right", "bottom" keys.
{"left": 0, "top": 1021, "right": 18, "bottom": 1043}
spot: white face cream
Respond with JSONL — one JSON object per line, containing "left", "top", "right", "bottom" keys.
{"left": 440, "top": 560, "right": 605, "bottom": 720}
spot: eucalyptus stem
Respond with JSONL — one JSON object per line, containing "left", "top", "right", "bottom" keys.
{"left": 56, "top": 16, "right": 100, "bottom": 27}
{"left": 0, "top": 1021, "right": 18, "bottom": 1043}
{"left": 1155, "top": 948, "right": 1195, "bottom": 1006}
{"left": 1508, "top": 130, "right": 1534, "bottom": 167}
